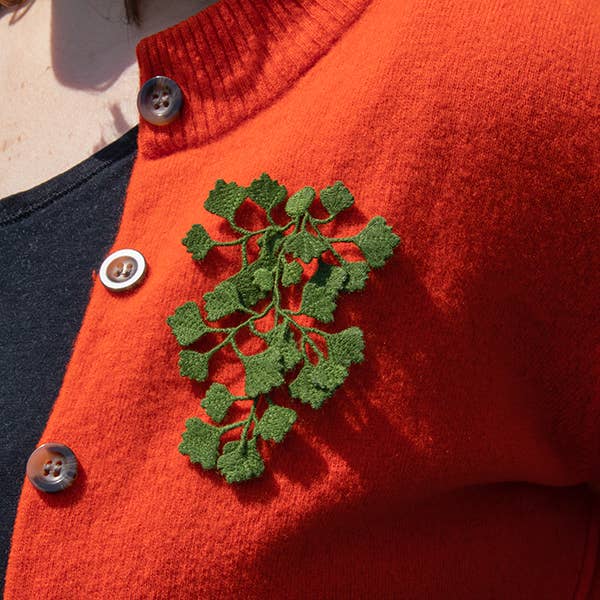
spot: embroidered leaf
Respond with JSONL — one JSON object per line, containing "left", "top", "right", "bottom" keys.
{"left": 266, "top": 324, "right": 302, "bottom": 371}
{"left": 204, "top": 179, "right": 248, "bottom": 222}
{"left": 342, "top": 261, "right": 370, "bottom": 292}
{"left": 242, "top": 347, "right": 285, "bottom": 397}
{"left": 255, "top": 405, "right": 297, "bottom": 443}
{"left": 247, "top": 173, "right": 287, "bottom": 212}
{"left": 230, "top": 229, "right": 284, "bottom": 307}
{"left": 204, "top": 280, "right": 240, "bottom": 321}
{"left": 300, "top": 260, "right": 348, "bottom": 323}
{"left": 169, "top": 174, "right": 401, "bottom": 483}
{"left": 289, "top": 357, "right": 348, "bottom": 408}
{"left": 167, "top": 301, "right": 210, "bottom": 346}
{"left": 289, "top": 363, "right": 331, "bottom": 409}
{"left": 310, "top": 259, "right": 347, "bottom": 290}
{"left": 281, "top": 260, "right": 303, "bottom": 287}
{"left": 229, "top": 267, "right": 265, "bottom": 308}
{"left": 179, "top": 350, "right": 210, "bottom": 382}
{"left": 217, "top": 437, "right": 265, "bottom": 483}
{"left": 283, "top": 231, "right": 327, "bottom": 263}
{"left": 327, "top": 327, "right": 365, "bottom": 366}
{"left": 252, "top": 268, "right": 274, "bottom": 292}
{"left": 201, "top": 383, "right": 238, "bottom": 423}
{"left": 299, "top": 284, "right": 336, "bottom": 323}
{"left": 285, "top": 186, "right": 315, "bottom": 218}
{"left": 179, "top": 417, "right": 222, "bottom": 469}
{"left": 257, "top": 228, "right": 285, "bottom": 257}
{"left": 354, "top": 216, "right": 401, "bottom": 268}
{"left": 182, "top": 224, "right": 215, "bottom": 260}
{"left": 311, "top": 358, "right": 349, "bottom": 391}
{"left": 320, "top": 181, "right": 354, "bottom": 216}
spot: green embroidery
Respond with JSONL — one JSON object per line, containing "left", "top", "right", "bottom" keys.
{"left": 201, "top": 383, "right": 238, "bottom": 423}
{"left": 168, "top": 173, "right": 401, "bottom": 483}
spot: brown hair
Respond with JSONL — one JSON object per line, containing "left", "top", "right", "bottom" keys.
{"left": 0, "top": 0, "right": 142, "bottom": 25}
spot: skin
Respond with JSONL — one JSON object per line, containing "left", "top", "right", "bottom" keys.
{"left": 0, "top": 0, "right": 219, "bottom": 199}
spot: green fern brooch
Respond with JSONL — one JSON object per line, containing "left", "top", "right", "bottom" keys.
{"left": 167, "top": 173, "right": 400, "bottom": 483}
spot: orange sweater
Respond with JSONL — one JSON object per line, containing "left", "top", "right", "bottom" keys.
{"left": 5, "top": 0, "right": 600, "bottom": 597}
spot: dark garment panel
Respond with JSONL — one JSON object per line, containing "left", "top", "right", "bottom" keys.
{"left": 0, "top": 126, "right": 138, "bottom": 595}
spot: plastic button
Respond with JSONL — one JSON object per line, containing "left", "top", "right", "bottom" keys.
{"left": 99, "top": 248, "right": 147, "bottom": 292}
{"left": 137, "top": 75, "right": 183, "bottom": 125}
{"left": 26, "top": 442, "right": 78, "bottom": 493}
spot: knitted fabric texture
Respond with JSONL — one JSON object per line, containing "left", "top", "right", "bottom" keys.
{"left": 4, "top": 0, "right": 600, "bottom": 598}
{"left": 167, "top": 173, "right": 399, "bottom": 483}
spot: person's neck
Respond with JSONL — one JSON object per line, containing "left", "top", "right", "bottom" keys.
{"left": 0, "top": 0, "right": 219, "bottom": 198}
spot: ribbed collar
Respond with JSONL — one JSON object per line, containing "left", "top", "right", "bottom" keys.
{"left": 135, "top": 0, "right": 371, "bottom": 158}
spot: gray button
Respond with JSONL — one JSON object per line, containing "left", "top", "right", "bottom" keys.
{"left": 137, "top": 75, "right": 183, "bottom": 125}
{"left": 26, "top": 442, "right": 78, "bottom": 493}
{"left": 99, "top": 248, "right": 147, "bottom": 292}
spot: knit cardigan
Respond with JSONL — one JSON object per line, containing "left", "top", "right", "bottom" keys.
{"left": 4, "top": 0, "right": 600, "bottom": 598}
